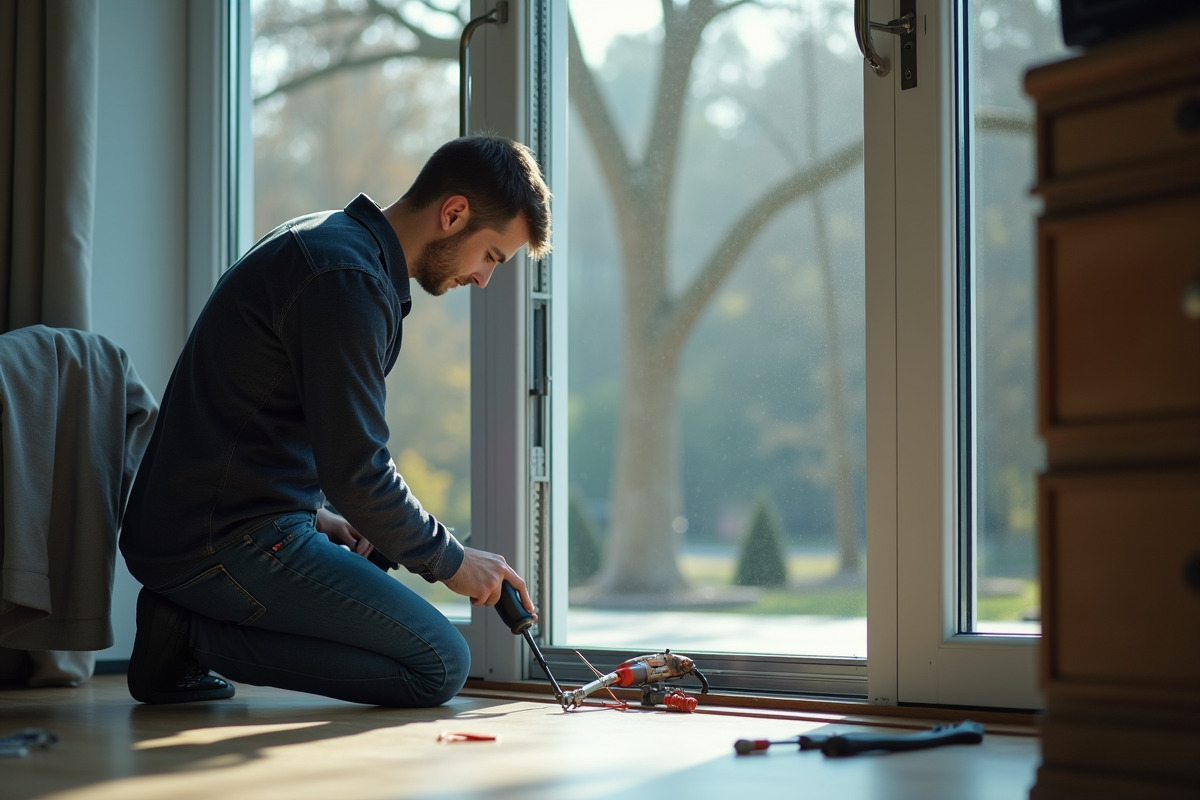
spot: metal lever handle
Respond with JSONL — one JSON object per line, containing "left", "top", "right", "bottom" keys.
{"left": 459, "top": 2, "right": 509, "bottom": 136}
{"left": 854, "top": 0, "right": 889, "bottom": 76}
{"left": 871, "top": 15, "right": 914, "bottom": 35}
{"left": 855, "top": 0, "right": 915, "bottom": 78}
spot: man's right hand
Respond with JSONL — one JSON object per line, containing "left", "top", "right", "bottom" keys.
{"left": 443, "top": 547, "right": 537, "bottom": 622}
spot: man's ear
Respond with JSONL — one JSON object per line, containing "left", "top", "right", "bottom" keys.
{"left": 439, "top": 195, "right": 470, "bottom": 232}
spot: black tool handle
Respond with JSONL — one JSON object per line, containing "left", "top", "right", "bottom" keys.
{"left": 496, "top": 581, "right": 535, "bottom": 634}
{"left": 817, "top": 720, "right": 984, "bottom": 758}
{"left": 495, "top": 581, "right": 565, "bottom": 703}
{"left": 367, "top": 548, "right": 398, "bottom": 572}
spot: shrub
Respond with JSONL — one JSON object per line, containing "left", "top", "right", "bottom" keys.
{"left": 733, "top": 495, "right": 788, "bottom": 588}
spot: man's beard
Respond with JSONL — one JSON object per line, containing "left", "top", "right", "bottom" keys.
{"left": 412, "top": 227, "right": 472, "bottom": 296}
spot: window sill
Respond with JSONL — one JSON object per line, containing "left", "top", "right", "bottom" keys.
{"left": 461, "top": 680, "right": 1039, "bottom": 734}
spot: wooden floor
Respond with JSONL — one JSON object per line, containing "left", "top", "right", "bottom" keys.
{"left": 1, "top": 676, "right": 1040, "bottom": 800}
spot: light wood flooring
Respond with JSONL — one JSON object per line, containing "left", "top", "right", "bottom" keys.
{"left": 1, "top": 675, "right": 1040, "bottom": 800}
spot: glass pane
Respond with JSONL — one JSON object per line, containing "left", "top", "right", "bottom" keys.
{"left": 964, "top": 0, "right": 1066, "bottom": 634}
{"left": 250, "top": 0, "right": 469, "bottom": 618}
{"left": 564, "top": 0, "right": 866, "bottom": 658}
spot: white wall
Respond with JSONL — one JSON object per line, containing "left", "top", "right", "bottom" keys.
{"left": 92, "top": 0, "right": 189, "bottom": 662}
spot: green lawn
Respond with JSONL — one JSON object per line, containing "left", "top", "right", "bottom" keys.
{"left": 681, "top": 551, "right": 1039, "bottom": 621}
{"left": 977, "top": 580, "right": 1040, "bottom": 623}
{"left": 390, "top": 550, "right": 1039, "bottom": 623}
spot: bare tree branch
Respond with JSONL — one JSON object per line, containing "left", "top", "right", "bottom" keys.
{"left": 567, "top": 12, "right": 638, "bottom": 223}
{"left": 255, "top": 43, "right": 454, "bottom": 104}
{"left": 253, "top": 0, "right": 460, "bottom": 105}
{"left": 656, "top": 107, "right": 1029, "bottom": 351}
{"left": 255, "top": 6, "right": 362, "bottom": 39}
{"left": 660, "top": 138, "right": 864, "bottom": 351}
{"left": 712, "top": 0, "right": 761, "bottom": 20}
{"left": 644, "top": 0, "right": 760, "bottom": 217}
{"left": 644, "top": 1, "right": 715, "bottom": 205}
{"left": 369, "top": 0, "right": 461, "bottom": 25}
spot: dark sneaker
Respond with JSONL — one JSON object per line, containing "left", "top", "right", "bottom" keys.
{"left": 127, "top": 588, "right": 235, "bottom": 704}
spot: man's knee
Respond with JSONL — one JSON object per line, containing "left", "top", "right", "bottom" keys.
{"left": 427, "top": 632, "right": 471, "bottom": 705}
{"left": 384, "top": 629, "right": 470, "bottom": 708}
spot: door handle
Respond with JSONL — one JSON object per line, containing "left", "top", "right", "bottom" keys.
{"left": 855, "top": 0, "right": 918, "bottom": 89}
{"left": 459, "top": 2, "right": 509, "bottom": 136}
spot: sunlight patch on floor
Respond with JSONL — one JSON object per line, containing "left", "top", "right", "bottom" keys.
{"left": 133, "top": 721, "right": 331, "bottom": 750}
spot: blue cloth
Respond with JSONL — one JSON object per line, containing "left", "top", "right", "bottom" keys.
{"left": 164, "top": 512, "right": 468, "bottom": 707}
{"left": 119, "top": 195, "right": 468, "bottom": 705}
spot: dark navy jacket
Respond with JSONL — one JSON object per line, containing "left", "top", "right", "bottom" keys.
{"left": 120, "top": 194, "right": 464, "bottom": 586}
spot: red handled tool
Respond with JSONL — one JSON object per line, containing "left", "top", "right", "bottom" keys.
{"left": 559, "top": 650, "right": 709, "bottom": 709}
{"left": 496, "top": 582, "right": 708, "bottom": 712}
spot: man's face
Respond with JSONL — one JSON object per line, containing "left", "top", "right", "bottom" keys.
{"left": 412, "top": 213, "right": 531, "bottom": 297}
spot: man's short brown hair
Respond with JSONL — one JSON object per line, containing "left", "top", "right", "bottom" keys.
{"left": 404, "top": 135, "right": 552, "bottom": 260}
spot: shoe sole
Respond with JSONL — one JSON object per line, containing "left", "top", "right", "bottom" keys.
{"left": 133, "top": 676, "right": 236, "bottom": 704}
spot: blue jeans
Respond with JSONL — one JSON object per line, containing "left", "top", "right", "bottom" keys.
{"left": 146, "top": 512, "right": 470, "bottom": 707}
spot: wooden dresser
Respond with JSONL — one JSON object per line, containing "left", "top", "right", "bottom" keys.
{"left": 1025, "top": 23, "right": 1200, "bottom": 800}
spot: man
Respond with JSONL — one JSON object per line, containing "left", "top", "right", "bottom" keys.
{"left": 120, "top": 135, "right": 551, "bottom": 707}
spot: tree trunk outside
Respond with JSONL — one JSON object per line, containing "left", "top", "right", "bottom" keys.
{"left": 592, "top": 334, "right": 689, "bottom": 595}
{"left": 588, "top": 194, "right": 689, "bottom": 596}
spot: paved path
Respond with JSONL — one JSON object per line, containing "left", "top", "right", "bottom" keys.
{"left": 565, "top": 609, "right": 868, "bottom": 657}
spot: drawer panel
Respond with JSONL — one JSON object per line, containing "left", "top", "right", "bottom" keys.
{"left": 1049, "top": 82, "right": 1200, "bottom": 182}
{"left": 1040, "top": 470, "right": 1200, "bottom": 690}
{"left": 1041, "top": 195, "right": 1200, "bottom": 428}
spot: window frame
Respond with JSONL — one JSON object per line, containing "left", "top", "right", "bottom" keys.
{"left": 190, "top": 0, "right": 248, "bottom": 330}
{"left": 883, "top": 0, "right": 1042, "bottom": 709}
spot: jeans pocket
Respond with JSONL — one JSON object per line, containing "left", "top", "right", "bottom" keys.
{"left": 272, "top": 511, "right": 316, "bottom": 535}
{"left": 160, "top": 564, "right": 267, "bottom": 626}
{"left": 264, "top": 510, "right": 318, "bottom": 552}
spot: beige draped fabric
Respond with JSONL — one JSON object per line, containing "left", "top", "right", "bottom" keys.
{"left": 0, "top": 0, "right": 98, "bottom": 332}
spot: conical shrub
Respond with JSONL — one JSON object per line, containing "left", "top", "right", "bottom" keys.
{"left": 733, "top": 495, "right": 788, "bottom": 588}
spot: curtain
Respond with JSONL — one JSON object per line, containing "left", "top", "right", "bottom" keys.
{"left": 0, "top": 0, "right": 99, "bottom": 685}
{"left": 0, "top": 0, "right": 98, "bottom": 333}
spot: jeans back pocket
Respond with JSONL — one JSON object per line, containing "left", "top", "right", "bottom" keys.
{"left": 161, "top": 564, "right": 266, "bottom": 626}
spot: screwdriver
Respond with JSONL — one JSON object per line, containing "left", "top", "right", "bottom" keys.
{"left": 495, "top": 581, "right": 566, "bottom": 704}
{"left": 734, "top": 736, "right": 804, "bottom": 755}
{"left": 734, "top": 721, "right": 985, "bottom": 757}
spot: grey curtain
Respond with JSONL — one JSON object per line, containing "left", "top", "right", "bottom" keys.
{"left": 0, "top": 0, "right": 99, "bottom": 685}
{"left": 0, "top": 0, "right": 98, "bottom": 333}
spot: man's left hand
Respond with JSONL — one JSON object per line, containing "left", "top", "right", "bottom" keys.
{"left": 316, "top": 506, "right": 375, "bottom": 558}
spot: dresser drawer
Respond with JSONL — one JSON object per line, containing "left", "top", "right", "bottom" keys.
{"left": 1048, "top": 82, "right": 1200, "bottom": 183}
{"left": 1040, "top": 470, "right": 1200, "bottom": 692}
{"left": 1040, "top": 195, "right": 1200, "bottom": 432}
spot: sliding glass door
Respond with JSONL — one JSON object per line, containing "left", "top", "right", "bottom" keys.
{"left": 235, "top": 0, "right": 1062, "bottom": 707}
{"left": 881, "top": 0, "right": 1062, "bottom": 709}
{"left": 559, "top": 0, "right": 867, "bottom": 688}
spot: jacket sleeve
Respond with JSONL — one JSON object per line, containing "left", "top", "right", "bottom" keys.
{"left": 278, "top": 266, "right": 465, "bottom": 582}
